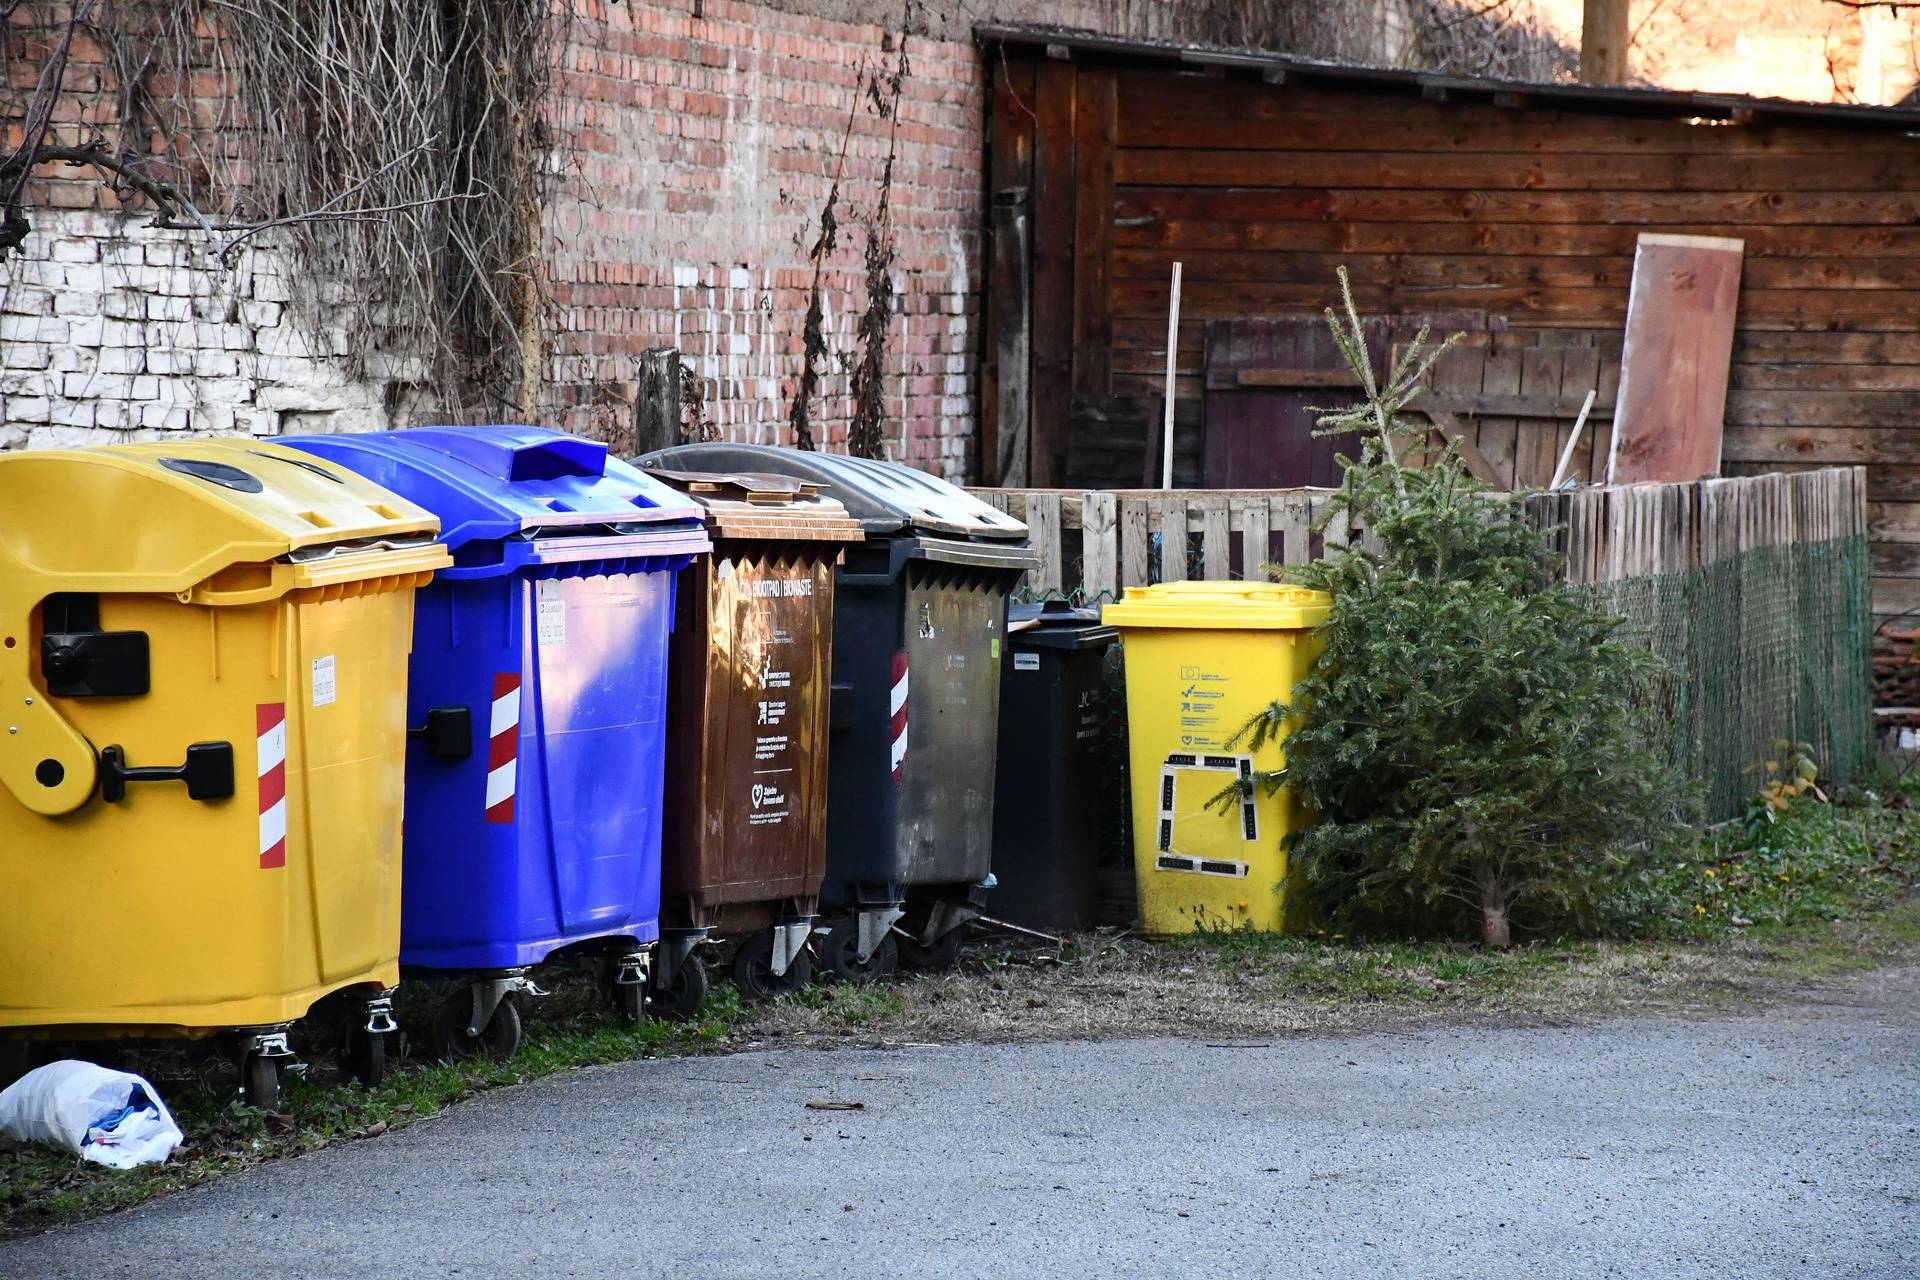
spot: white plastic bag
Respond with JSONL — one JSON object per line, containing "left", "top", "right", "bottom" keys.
{"left": 0, "top": 1060, "right": 183, "bottom": 1169}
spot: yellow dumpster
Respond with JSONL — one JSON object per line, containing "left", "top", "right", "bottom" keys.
{"left": 1104, "top": 582, "right": 1331, "bottom": 937}
{"left": 0, "top": 440, "right": 450, "bottom": 1106}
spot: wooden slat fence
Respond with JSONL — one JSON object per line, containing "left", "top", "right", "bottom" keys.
{"left": 972, "top": 467, "right": 1867, "bottom": 600}
{"left": 974, "top": 466, "right": 1872, "bottom": 821}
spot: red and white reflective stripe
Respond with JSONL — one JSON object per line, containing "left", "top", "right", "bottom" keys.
{"left": 485, "top": 672, "right": 521, "bottom": 824}
{"left": 256, "top": 702, "right": 287, "bottom": 870}
{"left": 888, "top": 652, "right": 909, "bottom": 783}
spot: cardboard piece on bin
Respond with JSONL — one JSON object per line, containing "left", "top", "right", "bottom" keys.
{"left": 638, "top": 443, "right": 1028, "bottom": 542}
{"left": 642, "top": 467, "right": 866, "bottom": 543}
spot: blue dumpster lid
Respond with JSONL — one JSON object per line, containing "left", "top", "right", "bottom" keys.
{"left": 284, "top": 426, "right": 707, "bottom": 558}
{"left": 639, "top": 444, "right": 1028, "bottom": 542}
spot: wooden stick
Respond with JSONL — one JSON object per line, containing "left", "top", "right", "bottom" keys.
{"left": 1549, "top": 388, "right": 1599, "bottom": 490}
{"left": 1160, "top": 260, "right": 1182, "bottom": 490}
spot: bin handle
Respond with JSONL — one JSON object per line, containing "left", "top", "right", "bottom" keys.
{"left": 0, "top": 636, "right": 99, "bottom": 816}
{"left": 406, "top": 706, "right": 473, "bottom": 762}
{"left": 99, "top": 741, "right": 235, "bottom": 803}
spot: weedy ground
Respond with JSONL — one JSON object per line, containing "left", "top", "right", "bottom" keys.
{"left": 4, "top": 772, "right": 1916, "bottom": 1238}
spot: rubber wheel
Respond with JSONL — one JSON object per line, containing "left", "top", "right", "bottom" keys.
{"left": 435, "top": 989, "right": 523, "bottom": 1060}
{"left": 339, "top": 1023, "right": 387, "bottom": 1087}
{"left": 732, "top": 930, "right": 815, "bottom": 1001}
{"left": 610, "top": 972, "right": 646, "bottom": 1021}
{"left": 648, "top": 954, "right": 709, "bottom": 1021}
{"left": 242, "top": 1054, "right": 282, "bottom": 1111}
{"left": 897, "top": 925, "right": 965, "bottom": 972}
{"left": 821, "top": 925, "right": 898, "bottom": 984}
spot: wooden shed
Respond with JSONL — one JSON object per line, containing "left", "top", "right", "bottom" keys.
{"left": 977, "top": 26, "right": 1920, "bottom": 618}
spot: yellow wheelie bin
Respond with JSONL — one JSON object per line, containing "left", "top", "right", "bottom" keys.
{"left": 0, "top": 440, "right": 450, "bottom": 1107}
{"left": 1103, "top": 582, "right": 1331, "bottom": 937}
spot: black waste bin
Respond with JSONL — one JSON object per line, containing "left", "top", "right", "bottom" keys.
{"left": 641, "top": 444, "right": 1037, "bottom": 979}
{"left": 989, "top": 600, "right": 1117, "bottom": 935}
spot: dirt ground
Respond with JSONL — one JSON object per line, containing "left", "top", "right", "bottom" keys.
{"left": 716, "top": 908, "right": 1920, "bottom": 1054}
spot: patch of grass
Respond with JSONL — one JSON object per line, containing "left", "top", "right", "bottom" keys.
{"left": 0, "top": 965, "right": 746, "bottom": 1239}
{"left": 788, "top": 985, "right": 907, "bottom": 1026}
{"left": 1597, "top": 773, "right": 1920, "bottom": 940}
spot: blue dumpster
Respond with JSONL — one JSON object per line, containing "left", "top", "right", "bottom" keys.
{"left": 283, "top": 426, "right": 711, "bottom": 1055}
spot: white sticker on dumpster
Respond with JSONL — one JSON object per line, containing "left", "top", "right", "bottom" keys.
{"left": 1013, "top": 652, "right": 1040, "bottom": 672}
{"left": 310, "top": 654, "right": 336, "bottom": 707}
{"left": 536, "top": 580, "right": 567, "bottom": 648}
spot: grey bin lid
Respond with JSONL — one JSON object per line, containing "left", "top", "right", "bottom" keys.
{"left": 638, "top": 444, "right": 1029, "bottom": 542}
{"left": 1008, "top": 599, "right": 1117, "bottom": 651}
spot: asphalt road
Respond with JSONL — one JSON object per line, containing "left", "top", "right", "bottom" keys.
{"left": 6, "top": 988, "right": 1917, "bottom": 1280}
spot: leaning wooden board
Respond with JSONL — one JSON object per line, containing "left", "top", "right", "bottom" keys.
{"left": 1608, "top": 233, "right": 1745, "bottom": 484}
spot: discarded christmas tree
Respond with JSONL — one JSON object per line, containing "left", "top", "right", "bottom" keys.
{"left": 1231, "top": 269, "right": 1688, "bottom": 946}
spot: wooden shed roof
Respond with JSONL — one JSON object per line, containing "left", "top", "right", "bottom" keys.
{"left": 977, "top": 24, "right": 1920, "bottom": 136}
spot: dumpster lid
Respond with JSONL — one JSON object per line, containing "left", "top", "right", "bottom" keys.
{"left": 0, "top": 438, "right": 445, "bottom": 593}
{"left": 1008, "top": 599, "right": 1116, "bottom": 650}
{"left": 1102, "top": 581, "right": 1332, "bottom": 631}
{"left": 642, "top": 468, "right": 865, "bottom": 543}
{"left": 282, "top": 426, "right": 705, "bottom": 557}
{"left": 639, "top": 444, "right": 1028, "bottom": 542}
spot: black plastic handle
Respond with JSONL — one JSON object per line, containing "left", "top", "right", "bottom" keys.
{"left": 407, "top": 706, "right": 473, "bottom": 762}
{"left": 99, "top": 742, "right": 235, "bottom": 803}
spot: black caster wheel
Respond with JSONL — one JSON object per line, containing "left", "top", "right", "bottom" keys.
{"left": 648, "top": 954, "right": 709, "bottom": 1021}
{"left": 339, "top": 1023, "right": 388, "bottom": 1087}
{"left": 732, "top": 930, "right": 814, "bottom": 1001}
{"left": 897, "top": 926, "right": 965, "bottom": 972}
{"left": 821, "top": 925, "right": 897, "bottom": 984}
{"left": 435, "top": 989, "right": 523, "bottom": 1060}
{"left": 610, "top": 974, "right": 646, "bottom": 1021}
{"left": 242, "top": 1053, "right": 284, "bottom": 1111}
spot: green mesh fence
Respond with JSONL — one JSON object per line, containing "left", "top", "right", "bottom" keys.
{"left": 1584, "top": 533, "right": 1873, "bottom": 823}
{"left": 1012, "top": 527, "right": 1873, "bottom": 874}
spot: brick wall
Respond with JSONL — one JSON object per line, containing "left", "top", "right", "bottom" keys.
{"left": 545, "top": 0, "right": 987, "bottom": 480}
{"left": 0, "top": 211, "right": 399, "bottom": 449}
{"left": 0, "top": 1, "right": 1399, "bottom": 479}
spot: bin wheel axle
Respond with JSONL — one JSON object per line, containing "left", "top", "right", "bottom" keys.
{"left": 236, "top": 1028, "right": 295, "bottom": 1111}
{"left": 896, "top": 926, "right": 965, "bottom": 972}
{"left": 821, "top": 925, "right": 897, "bottom": 985}
{"left": 434, "top": 988, "right": 523, "bottom": 1061}
{"left": 647, "top": 953, "right": 709, "bottom": 1021}
{"left": 340, "top": 1023, "right": 389, "bottom": 1088}
{"left": 733, "top": 930, "right": 814, "bottom": 1002}
{"left": 243, "top": 1055, "right": 283, "bottom": 1112}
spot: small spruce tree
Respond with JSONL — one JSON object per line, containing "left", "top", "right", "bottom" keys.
{"left": 1235, "top": 270, "right": 1687, "bottom": 946}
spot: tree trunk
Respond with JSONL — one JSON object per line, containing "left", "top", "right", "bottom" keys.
{"left": 1480, "top": 898, "right": 1511, "bottom": 948}
{"left": 1475, "top": 862, "right": 1512, "bottom": 948}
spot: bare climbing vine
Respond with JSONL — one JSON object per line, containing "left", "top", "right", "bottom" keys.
{"left": 787, "top": 57, "right": 863, "bottom": 453}
{"left": 0, "top": 0, "right": 575, "bottom": 415}
{"left": 846, "top": 14, "right": 911, "bottom": 461}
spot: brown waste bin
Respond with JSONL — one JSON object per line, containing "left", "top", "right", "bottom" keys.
{"left": 647, "top": 468, "right": 864, "bottom": 1008}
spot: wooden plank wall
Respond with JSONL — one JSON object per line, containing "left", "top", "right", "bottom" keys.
{"left": 985, "top": 47, "right": 1920, "bottom": 616}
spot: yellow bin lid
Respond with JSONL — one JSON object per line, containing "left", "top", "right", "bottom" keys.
{"left": 1102, "top": 581, "right": 1332, "bottom": 631}
{"left": 0, "top": 439, "right": 446, "bottom": 596}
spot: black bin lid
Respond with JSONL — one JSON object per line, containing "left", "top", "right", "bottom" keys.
{"left": 1008, "top": 599, "right": 1117, "bottom": 651}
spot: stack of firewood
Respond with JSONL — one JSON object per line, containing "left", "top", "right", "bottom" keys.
{"left": 1875, "top": 629, "right": 1920, "bottom": 718}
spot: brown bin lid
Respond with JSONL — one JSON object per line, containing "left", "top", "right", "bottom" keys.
{"left": 642, "top": 467, "right": 865, "bottom": 542}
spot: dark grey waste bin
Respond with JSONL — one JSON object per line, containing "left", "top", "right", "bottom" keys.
{"left": 640, "top": 444, "right": 1038, "bottom": 980}
{"left": 990, "top": 601, "right": 1117, "bottom": 935}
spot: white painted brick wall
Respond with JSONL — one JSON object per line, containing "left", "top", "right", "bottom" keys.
{"left": 0, "top": 210, "right": 403, "bottom": 452}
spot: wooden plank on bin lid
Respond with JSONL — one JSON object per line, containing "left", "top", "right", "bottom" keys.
{"left": 642, "top": 467, "right": 864, "bottom": 541}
